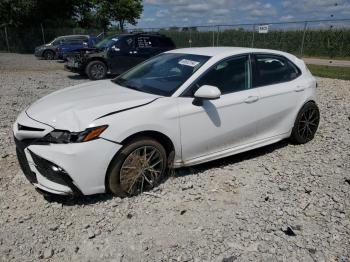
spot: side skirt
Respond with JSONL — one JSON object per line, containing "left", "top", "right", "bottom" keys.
{"left": 173, "top": 132, "right": 290, "bottom": 168}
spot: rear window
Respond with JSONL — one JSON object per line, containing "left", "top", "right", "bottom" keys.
{"left": 158, "top": 37, "right": 175, "bottom": 48}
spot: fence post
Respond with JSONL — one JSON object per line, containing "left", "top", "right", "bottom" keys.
{"left": 40, "top": 23, "right": 45, "bottom": 44}
{"left": 251, "top": 24, "right": 255, "bottom": 47}
{"left": 4, "top": 26, "right": 10, "bottom": 52}
{"left": 300, "top": 21, "right": 307, "bottom": 57}
{"left": 189, "top": 28, "right": 192, "bottom": 47}
{"left": 212, "top": 30, "right": 215, "bottom": 46}
{"left": 216, "top": 26, "right": 220, "bottom": 46}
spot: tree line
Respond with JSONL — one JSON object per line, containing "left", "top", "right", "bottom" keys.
{"left": 0, "top": 0, "right": 143, "bottom": 31}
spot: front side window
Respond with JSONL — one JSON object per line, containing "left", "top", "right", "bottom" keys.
{"left": 112, "top": 53, "right": 210, "bottom": 96}
{"left": 95, "top": 35, "right": 119, "bottom": 49}
{"left": 253, "top": 54, "right": 300, "bottom": 87}
{"left": 188, "top": 55, "right": 250, "bottom": 96}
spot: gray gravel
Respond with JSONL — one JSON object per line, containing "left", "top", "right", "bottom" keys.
{"left": 0, "top": 53, "right": 349, "bottom": 261}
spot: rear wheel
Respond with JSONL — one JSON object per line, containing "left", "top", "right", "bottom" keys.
{"left": 86, "top": 60, "right": 107, "bottom": 80}
{"left": 43, "top": 50, "right": 54, "bottom": 60}
{"left": 107, "top": 138, "right": 167, "bottom": 197}
{"left": 290, "top": 102, "right": 320, "bottom": 144}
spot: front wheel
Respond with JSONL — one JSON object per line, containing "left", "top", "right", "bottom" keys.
{"left": 86, "top": 61, "right": 107, "bottom": 80}
{"left": 290, "top": 102, "right": 320, "bottom": 144}
{"left": 107, "top": 138, "right": 167, "bottom": 197}
{"left": 43, "top": 50, "right": 54, "bottom": 60}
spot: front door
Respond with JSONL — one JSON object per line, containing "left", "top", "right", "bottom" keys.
{"left": 178, "top": 55, "right": 261, "bottom": 162}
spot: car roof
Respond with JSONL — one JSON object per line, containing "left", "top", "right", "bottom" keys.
{"left": 60, "top": 35, "right": 89, "bottom": 38}
{"left": 167, "top": 47, "right": 296, "bottom": 59}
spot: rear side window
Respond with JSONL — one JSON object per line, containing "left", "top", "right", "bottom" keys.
{"left": 64, "top": 37, "right": 87, "bottom": 45}
{"left": 137, "top": 36, "right": 153, "bottom": 48}
{"left": 253, "top": 54, "right": 301, "bottom": 87}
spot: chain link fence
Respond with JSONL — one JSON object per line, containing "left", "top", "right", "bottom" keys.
{"left": 0, "top": 26, "right": 104, "bottom": 53}
{"left": 1, "top": 19, "right": 349, "bottom": 59}
{"left": 131, "top": 19, "right": 350, "bottom": 59}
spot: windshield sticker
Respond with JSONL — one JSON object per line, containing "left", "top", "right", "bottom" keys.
{"left": 179, "top": 59, "right": 200, "bottom": 67}
{"left": 112, "top": 38, "right": 119, "bottom": 41}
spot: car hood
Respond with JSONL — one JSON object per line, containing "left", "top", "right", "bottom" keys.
{"left": 26, "top": 80, "right": 160, "bottom": 131}
{"left": 36, "top": 44, "right": 51, "bottom": 49}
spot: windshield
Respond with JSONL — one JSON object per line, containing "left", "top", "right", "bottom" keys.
{"left": 94, "top": 35, "right": 119, "bottom": 49}
{"left": 112, "top": 53, "right": 210, "bottom": 96}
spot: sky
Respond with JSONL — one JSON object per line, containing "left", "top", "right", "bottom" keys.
{"left": 131, "top": 0, "right": 350, "bottom": 28}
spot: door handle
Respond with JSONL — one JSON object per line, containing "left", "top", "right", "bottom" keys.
{"left": 295, "top": 86, "right": 305, "bottom": 92}
{"left": 244, "top": 96, "right": 259, "bottom": 104}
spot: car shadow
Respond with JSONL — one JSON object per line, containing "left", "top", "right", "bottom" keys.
{"left": 43, "top": 139, "right": 289, "bottom": 206}
{"left": 67, "top": 74, "right": 87, "bottom": 80}
{"left": 43, "top": 192, "right": 113, "bottom": 206}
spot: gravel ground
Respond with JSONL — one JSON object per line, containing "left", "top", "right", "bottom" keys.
{"left": 0, "top": 53, "right": 349, "bottom": 262}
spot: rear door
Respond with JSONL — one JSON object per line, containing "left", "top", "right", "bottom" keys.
{"left": 252, "top": 53, "right": 304, "bottom": 140}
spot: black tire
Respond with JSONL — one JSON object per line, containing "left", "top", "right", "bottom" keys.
{"left": 43, "top": 50, "right": 55, "bottom": 60}
{"left": 86, "top": 60, "right": 107, "bottom": 80}
{"left": 107, "top": 138, "right": 167, "bottom": 197}
{"left": 290, "top": 102, "right": 320, "bottom": 144}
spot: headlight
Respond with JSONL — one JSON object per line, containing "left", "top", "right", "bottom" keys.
{"left": 40, "top": 125, "right": 108, "bottom": 144}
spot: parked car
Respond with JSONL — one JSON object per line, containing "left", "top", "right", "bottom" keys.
{"left": 34, "top": 35, "right": 97, "bottom": 60}
{"left": 13, "top": 47, "right": 320, "bottom": 197}
{"left": 64, "top": 32, "right": 176, "bottom": 80}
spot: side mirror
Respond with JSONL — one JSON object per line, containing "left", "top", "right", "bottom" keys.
{"left": 194, "top": 85, "right": 221, "bottom": 100}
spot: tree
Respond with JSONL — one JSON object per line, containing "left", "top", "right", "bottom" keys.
{"left": 96, "top": 0, "right": 143, "bottom": 31}
{"left": 0, "top": 0, "right": 34, "bottom": 27}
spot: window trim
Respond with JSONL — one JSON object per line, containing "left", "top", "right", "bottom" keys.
{"left": 251, "top": 53, "right": 302, "bottom": 88}
{"left": 180, "top": 53, "right": 253, "bottom": 97}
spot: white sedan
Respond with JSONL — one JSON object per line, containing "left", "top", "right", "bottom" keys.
{"left": 13, "top": 47, "right": 320, "bottom": 197}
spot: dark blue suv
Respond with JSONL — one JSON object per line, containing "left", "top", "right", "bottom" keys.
{"left": 34, "top": 35, "right": 97, "bottom": 60}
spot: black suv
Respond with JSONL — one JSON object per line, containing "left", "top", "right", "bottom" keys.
{"left": 65, "top": 33, "right": 176, "bottom": 80}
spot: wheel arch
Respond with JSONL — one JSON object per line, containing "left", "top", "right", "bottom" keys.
{"left": 120, "top": 130, "right": 175, "bottom": 159}
{"left": 86, "top": 57, "right": 108, "bottom": 67}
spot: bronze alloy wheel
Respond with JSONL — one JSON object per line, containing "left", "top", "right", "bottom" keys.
{"left": 120, "top": 146, "right": 164, "bottom": 195}
{"left": 107, "top": 138, "right": 167, "bottom": 197}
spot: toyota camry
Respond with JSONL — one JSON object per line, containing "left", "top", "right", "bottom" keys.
{"left": 13, "top": 47, "right": 320, "bottom": 197}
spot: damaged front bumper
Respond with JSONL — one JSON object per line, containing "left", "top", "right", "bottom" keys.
{"left": 13, "top": 111, "right": 122, "bottom": 196}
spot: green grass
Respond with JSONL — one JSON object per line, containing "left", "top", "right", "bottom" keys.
{"left": 307, "top": 64, "right": 350, "bottom": 80}
{"left": 302, "top": 55, "right": 350, "bottom": 61}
